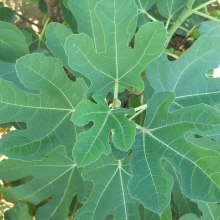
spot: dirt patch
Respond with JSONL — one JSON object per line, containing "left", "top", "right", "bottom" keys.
{"left": 5, "top": 0, "right": 44, "bottom": 33}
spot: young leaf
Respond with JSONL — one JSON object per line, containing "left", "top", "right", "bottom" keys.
{"left": 0, "top": 146, "right": 86, "bottom": 220}
{"left": 147, "top": 35, "right": 220, "bottom": 109}
{"left": 128, "top": 91, "right": 220, "bottom": 213}
{"left": 68, "top": 0, "right": 105, "bottom": 53}
{"left": 0, "top": 53, "right": 87, "bottom": 160}
{"left": 74, "top": 155, "right": 140, "bottom": 220}
{"left": 65, "top": 0, "right": 166, "bottom": 99}
{"left": 71, "top": 94, "right": 135, "bottom": 166}
{"left": 0, "top": 21, "right": 29, "bottom": 62}
{"left": 4, "top": 202, "right": 32, "bottom": 220}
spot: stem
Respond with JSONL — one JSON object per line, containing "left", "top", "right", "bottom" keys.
{"left": 166, "top": 0, "right": 195, "bottom": 47}
{"left": 193, "top": 0, "right": 216, "bottom": 11}
{"left": 113, "top": 80, "right": 121, "bottom": 109}
{"left": 138, "top": 9, "right": 158, "bottom": 22}
{"left": 165, "top": 17, "right": 171, "bottom": 29}
{"left": 129, "top": 107, "right": 146, "bottom": 120}
{"left": 38, "top": 17, "right": 50, "bottom": 48}
{"left": 165, "top": 52, "right": 179, "bottom": 59}
{"left": 190, "top": 9, "right": 220, "bottom": 22}
{"left": 134, "top": 104, "right": 147, "bottom": 112}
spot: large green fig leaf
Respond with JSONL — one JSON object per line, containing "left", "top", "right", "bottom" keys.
{"left": 4, "top": 202, "right": 32, "bottom": 220}
{"left": 0, "top": 146, "right": 86, "bottom": 220}
{"left": 128, "top": 91, "right": 220, "bottom": 213}
{"left": 68, "top": 0, "right": 105, "bottom": 53}
{"left": 65, "top": 0, "right": 166, "bottom": 99}
{"left": 0, "top": 21, "right": 29, "bottom": 62}
{"left": 74, "top": 155, "right": 140, "bottom": 220}
{"left": 71, "top": 94, "right": 136, "bottom": 166}
{"left": 0, "top": 53, "right": 87, "bottom": 160}
{"left": 147, "top": 35, "right": 220, "bottom": 109}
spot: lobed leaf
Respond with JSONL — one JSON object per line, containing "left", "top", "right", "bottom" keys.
{"left": 0, "top": 146, "right": 86, "bottom": 220}
{"left": 128, "top": 91, "right": 220, "bottom": 213}
{"left": 65, "top": 0, "right": 166, "bottom": 99}
{"left": 147, "top": 35, "right": 220, "bottom": 109}
{"left": 74, "top": 155, "right": 140, "bottom": 220}
{"left": 68, "top": 0, "right": 105, "bottom": 53}
{"left": 71, "top": 94, "right": 136, "bottom": 166}
{"left": 0, "top": 53, "right": 87, "bottom": 160}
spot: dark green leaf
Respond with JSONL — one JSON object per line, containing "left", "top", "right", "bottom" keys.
{"left": 0, "top": 7, "right": 17, "bottom": 23}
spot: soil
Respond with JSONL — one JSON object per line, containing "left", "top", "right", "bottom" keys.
{"left": 5, "top": 0, "right": 45, "bottom": 33}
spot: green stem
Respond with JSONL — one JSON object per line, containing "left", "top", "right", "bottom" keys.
{"left": 113, "top": 80, "right": 121, "bottom": 109}
{"left": 165, "top": 17, "right": 171, "bottom": 29}
{"left": 134, "top": 104, "right": 147, "bottom": 112}
{"left": 193, "top": 0, "right": 216, "bottom": 11}
{"left": 138, "top": 9, "right": 158, "bottom": 22}
{"left": 166, "top": 0, "right": 195, "bottom": 47}
{"left": 189, "top": 9, "right": 220, "bottom": 22}
{"left": 165, "top": 52, "right": 179, "bottom": 59}
{"left": 38, "top": 17, "right": 50, "bottom": 48}
{"left": 129, "top": 107, "right": 146, "bottom": 120}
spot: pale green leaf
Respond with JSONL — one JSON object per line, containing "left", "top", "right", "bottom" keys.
{"left": 0, "top": 53, "right": 87, "bottom": 160}
{"left": 65, "top": 0, "right": 166, "bottom": 99}
{"left": 68, "top": 0, "right": 105, "bottom": 53}
{"left": 0, "top": 146, "right": 86, "bottom": 220}
{"left": 128, "top": 91, "right": 220, "bottom": 213}
{"left": 71, "top": 94, "right": 136, "bottom": 166}
{"left": 147, "top": 35, "right": 220, "bottom": 109}
{"left": 156, "top": 0, "right": 186, "bottom": 19}
{"left": 0, "top": 21, "right": 29, "bottom": 62}
{"left": 199, "top": 20, "right": 220, "bottom": 36}
{"left": 74, "top": 155, "right": 140, "bottom": 220}
{"left": 4, "top": 202, "right": 32, "bottom": 220}
{"left": 0, "top": 7, "right": 17, "bottom": 23}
